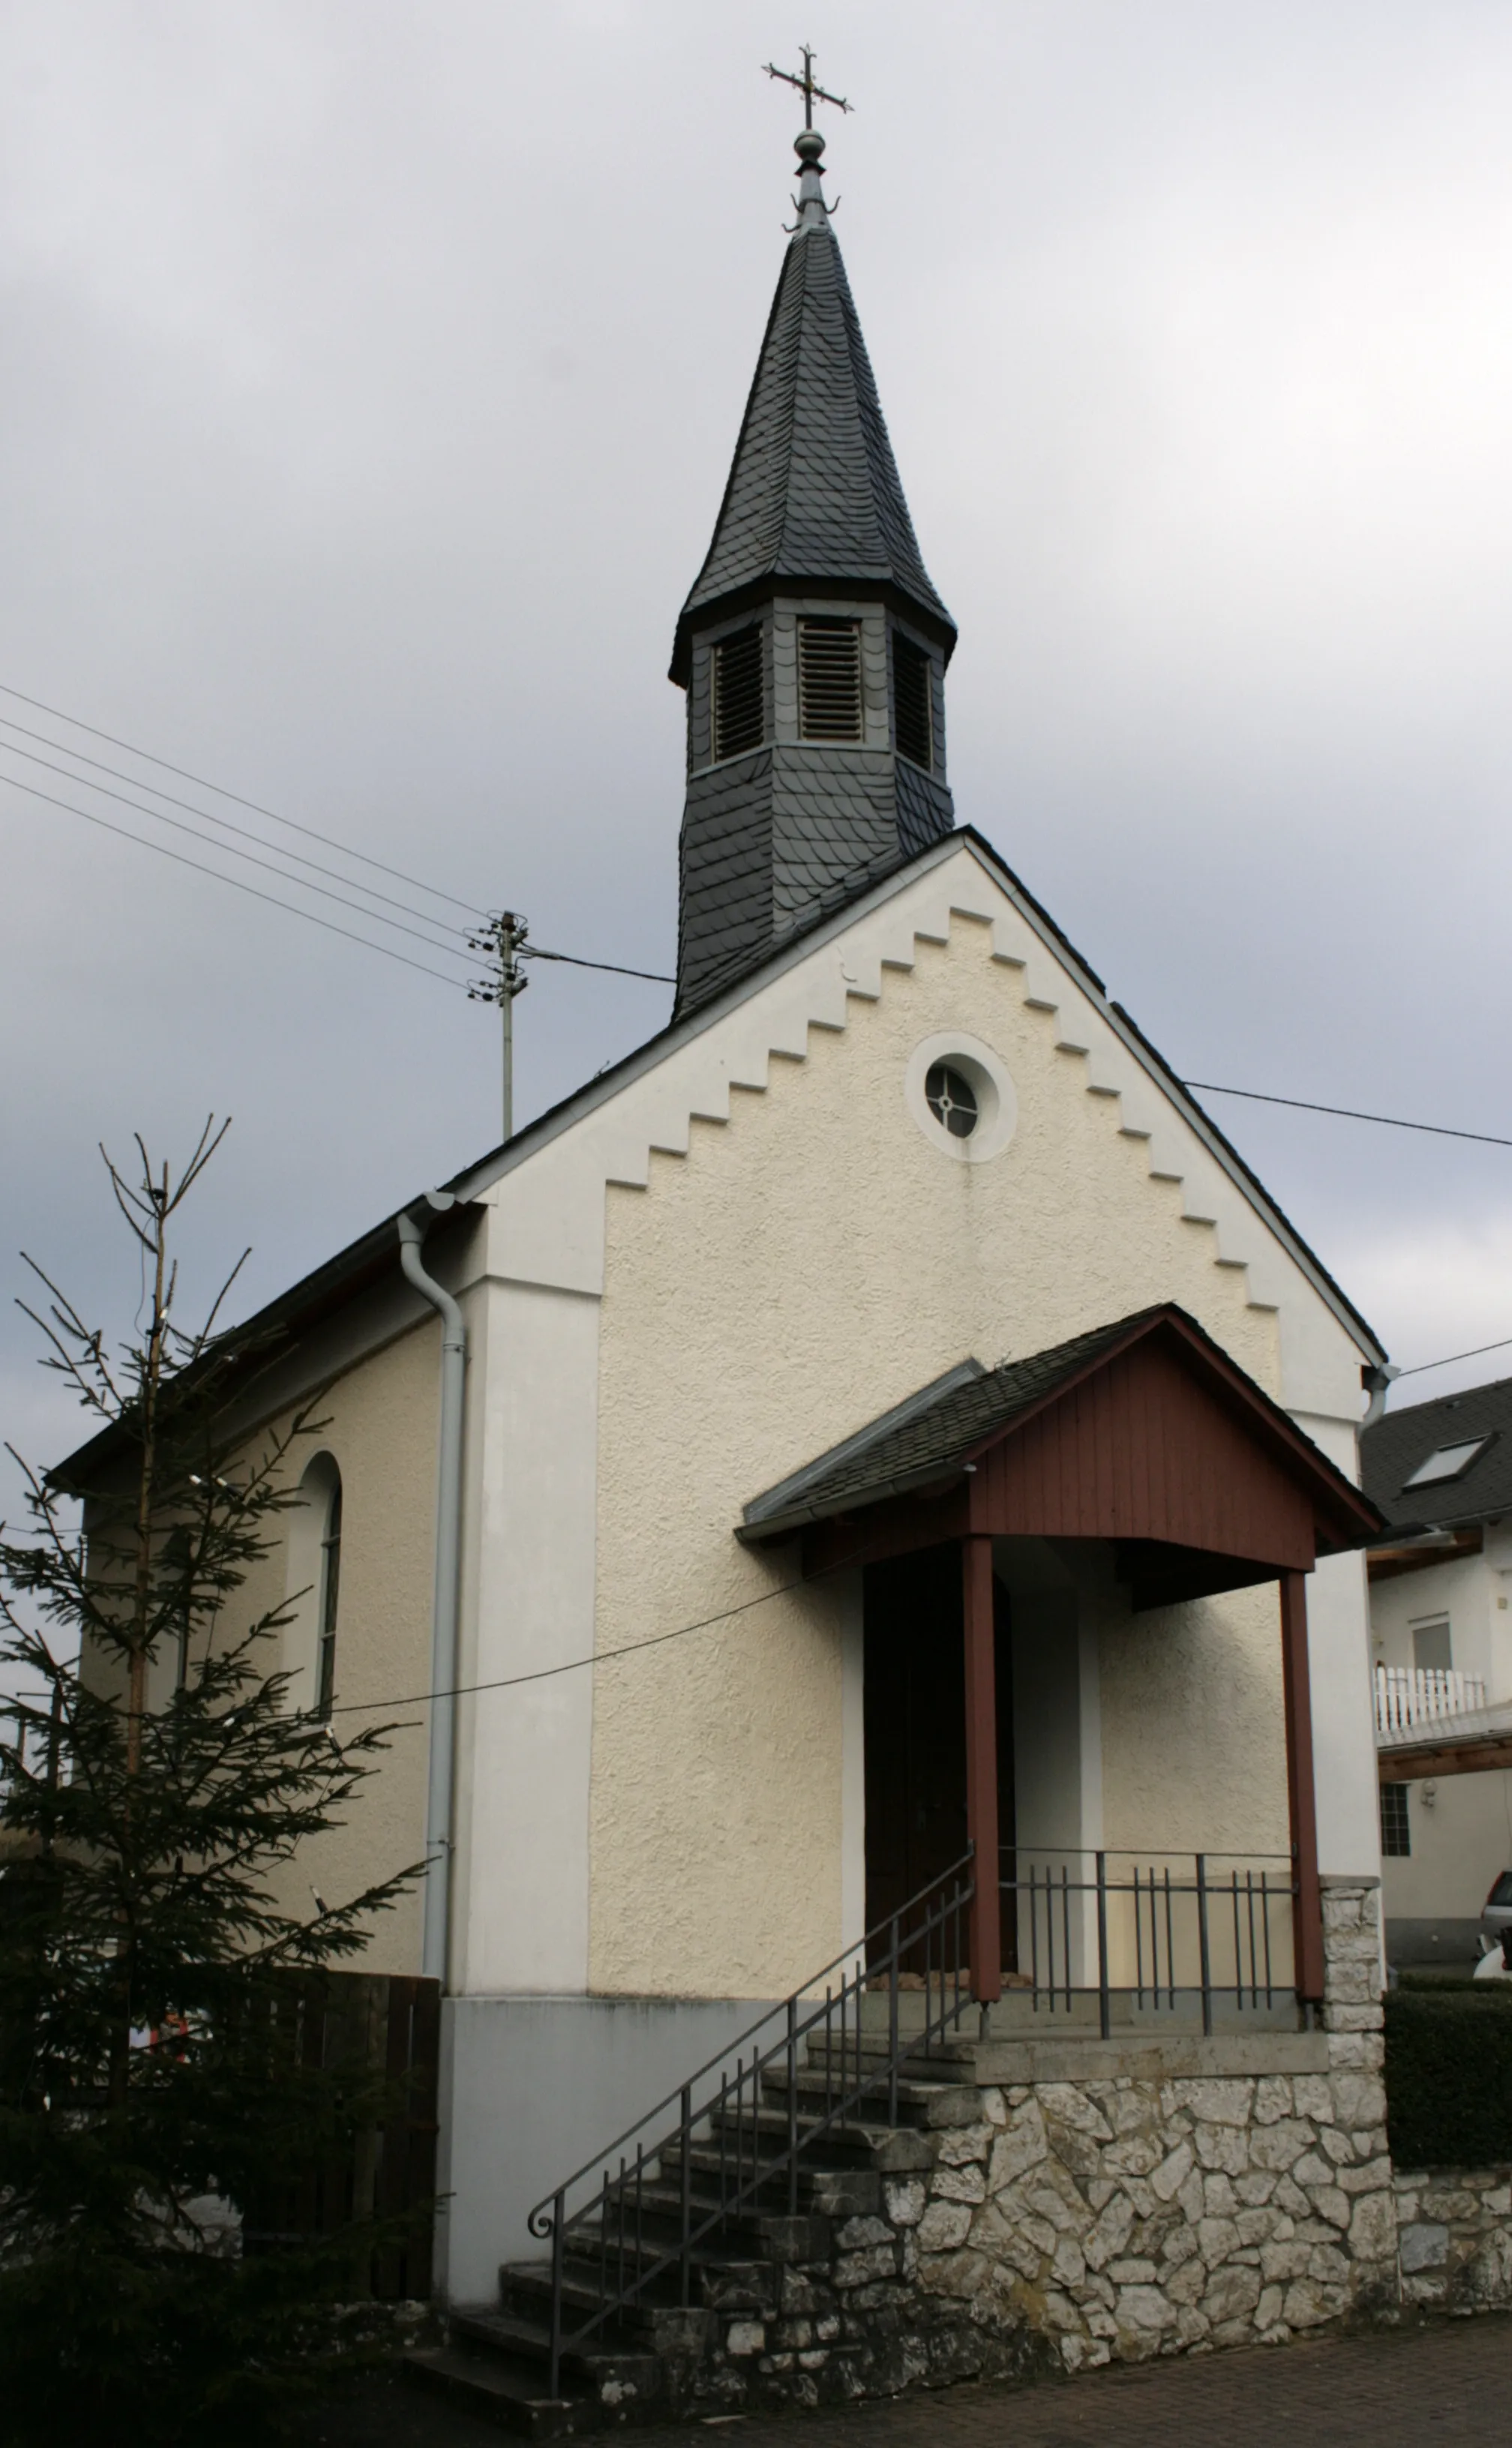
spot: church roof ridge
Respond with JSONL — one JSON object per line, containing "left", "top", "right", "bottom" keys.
{"left": 452, "top": 823, "right": 1384, "bottom": 1368}
{"left": 52, "top": 827, "right": 1387, "bottom": 1494}
{"left": 670, "top": 189, "right": 953, "bottom": 682}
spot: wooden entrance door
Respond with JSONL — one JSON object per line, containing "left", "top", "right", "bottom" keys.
{"left": 862, "top": 1544, "right": 1016, "bottom": 1960}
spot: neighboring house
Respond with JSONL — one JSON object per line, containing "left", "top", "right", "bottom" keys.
{"left": 62, "top": 122, "right": 1393, "bottom": 2344}
{"left": 1362, "top": 1378, "right": 1512, "bottom": 1964}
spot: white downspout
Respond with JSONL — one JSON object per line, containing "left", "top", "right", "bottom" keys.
{"left": 1361, "top": 1362, "right": 1401, "bottom": 1434}
{"left": 398, "top": 1190, "right": 467, "bottom": 1987}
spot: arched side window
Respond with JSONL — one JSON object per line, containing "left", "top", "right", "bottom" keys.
{"left": 316, "top": 1480, "right": 342, "bottom": 1719}
{"left": 285, "top": 1454, "right": 342, "bottom": 1719}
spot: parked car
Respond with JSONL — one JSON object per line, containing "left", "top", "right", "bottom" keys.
{"left": 1482, "top": 1870, "right": 1512, "bottom": 1960}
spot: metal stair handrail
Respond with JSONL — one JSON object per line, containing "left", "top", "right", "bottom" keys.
{"left": 525, "top": 1852, "right": 975, "bottom": 2396}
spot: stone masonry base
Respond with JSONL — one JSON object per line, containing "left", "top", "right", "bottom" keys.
{"left": 1394, "top": 2167, "right": 1512, "bottom": 2310}
{"left": 659, "top": 1880, "right": 1512, "bottom": 2418}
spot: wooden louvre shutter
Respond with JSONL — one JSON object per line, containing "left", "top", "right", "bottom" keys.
{"left": 798, "top": 619, "right": 862, "bottom": 742}
{"left": 712, "top": 626, "right": 764, "bottom": 760}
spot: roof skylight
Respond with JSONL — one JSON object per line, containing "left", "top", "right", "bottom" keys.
{"left": 1401, "top": 1438, "right": 1491, "bottom": 1490}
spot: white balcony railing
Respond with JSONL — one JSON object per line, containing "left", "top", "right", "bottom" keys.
{"left": 1374, "top": 1664, "right": 1486, "bottom": 1737}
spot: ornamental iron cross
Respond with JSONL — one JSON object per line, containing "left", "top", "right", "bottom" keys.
{"left": 764, "top": 44, "right": 850, "bottom": 129}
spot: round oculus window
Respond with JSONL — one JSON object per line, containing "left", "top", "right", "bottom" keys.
{"left": 904, "top": 1032, "right": 1018, "bottom": 1163}
{"left": 926, "top": 1062, "right": 979, "bottom": 1138}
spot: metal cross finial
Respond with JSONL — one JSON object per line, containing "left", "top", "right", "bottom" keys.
{"left": 764, "top": 44, "right": 850, "bottom": 130}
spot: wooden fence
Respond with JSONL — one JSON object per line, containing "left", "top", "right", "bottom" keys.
{"left": 242, "top": 1970, "right": 440, "bottom": 2300}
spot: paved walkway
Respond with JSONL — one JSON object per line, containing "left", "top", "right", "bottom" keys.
{"left": 297, "top": 2314, "right": 1512, "bottom": 2445}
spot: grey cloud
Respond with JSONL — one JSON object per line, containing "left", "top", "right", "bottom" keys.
{"left": 3, "top": 0, "right": 1511, "bottom": 1542}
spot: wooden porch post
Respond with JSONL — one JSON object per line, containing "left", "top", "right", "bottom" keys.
{"left": 962, "top": 1534, "right": 1002, "bottom": 2006}
{"left": 1280, "top": 1568, "right": 1325, "bottom": 2005}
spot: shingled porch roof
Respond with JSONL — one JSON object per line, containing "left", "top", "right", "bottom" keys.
{"left": 740, "top": 1304, "right": 1382, "bottom": 1606}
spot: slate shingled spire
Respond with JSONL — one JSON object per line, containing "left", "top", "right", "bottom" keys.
{"left": 670, "top": 124, "right": 956, "bottom": 1017}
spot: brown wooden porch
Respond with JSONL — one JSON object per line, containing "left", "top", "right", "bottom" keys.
{"left": 740, "top": 1304, "right": 1384, "bottom": 2015}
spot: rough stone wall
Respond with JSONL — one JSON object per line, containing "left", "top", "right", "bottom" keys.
{"left": 904, "top": 2057, "right": 1397, "bottom": 2371}
{"left": 551, "top": 1882, "right": 1512, "bottom": 2422}
{"left": 673, "top": 2037, "right": 1401, "bottom": 2416}
{"left": 687, "top": 1884, "right": 1402, "bottom": 2410}
{"left": 895, "top": 1881, "right": 1396, "bottom": 2369}
{"left": 1394, "top": 2170, "right": 1512, "bottom": 2310}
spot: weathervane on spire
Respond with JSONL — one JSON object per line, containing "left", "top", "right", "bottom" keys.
{"left": 764, "top": 44, "right": 850, "bottom": 230}
{"left": 764, "top": 43, "right": 850, "bottom": 130}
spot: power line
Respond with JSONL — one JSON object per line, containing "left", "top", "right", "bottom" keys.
{"left": 1395, "top": 1335, "right": 1512, "bottom": 1382}
{"left": 0, "top": 718, "right": 475, "bottom": 941}
{"left": 22, "top": 688, "right": 1512, "bottom": 1131}
{"left": 524, "top": 945, "right": 674, "bottom": 985}
{"left": 4, "top": 1559, "right": 828, "bottom": 1737}
{"left": 0, "top": 682, "right": 674, "bottom": 992}
{"left": 272, "top": 1306, "right": 1512, "bottom": 1716}
{"left": 1186, "top": 1081, "right": 1512, "bottom": 1152}
{"left": 0, "top": 766, "right": 475, "bottom": 964}
{"left": 324, "top": 1558, "right": 834, "bottom": 1724}
{"left": 4, "top": 761, "right": 670, "bottom": 1005}
{"left": 0, "top": 679, "right": 484, "bottom": 918}
{"left": 0, "top": 771, "right": 467, "bottom": 986}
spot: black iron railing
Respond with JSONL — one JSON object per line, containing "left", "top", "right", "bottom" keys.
{"left": 1000, "top": 1847, "right": 1300, "bottom": 2037}
{"left": 526, "top": 1854, "right": 974, "bottom": 2396}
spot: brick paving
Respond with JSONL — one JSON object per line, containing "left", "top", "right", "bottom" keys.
{"left": 296, "top": 2314, "right": 1512, "bottom": 2444}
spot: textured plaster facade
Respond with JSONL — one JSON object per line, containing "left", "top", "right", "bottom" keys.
{"left": 274, "top": 1318, "right": 436, "bottom": 1972}
{"left": 104, "top": 841, "right": 1380, "bottom": 2017}
{"left": 74, "top": 834, "right": 1392, "bottom": 2316}
{"left": 127, "top": 1313, "right": 440, "bottom": 1976}
{"left": 585, "top": 861, "right": 1367, "bottom": 1998}
{"left": 1099, "top": 1579, "right": 1291, "bottom": 1857}
{"left": 1370, "top": 1532, "right": 1512, "bottom": 1952}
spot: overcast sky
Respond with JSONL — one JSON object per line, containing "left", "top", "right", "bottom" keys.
{"left": 4, "top": 0, "right": 1512, "bottom": 1510}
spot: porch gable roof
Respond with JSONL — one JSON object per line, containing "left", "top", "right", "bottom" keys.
{"left": 739, "top": 1305, "right": 1383, "bottom": 1576}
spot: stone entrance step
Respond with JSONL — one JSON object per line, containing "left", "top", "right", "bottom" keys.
{"left": 401, "top": 2034, "right": 975, "bottom": 2432}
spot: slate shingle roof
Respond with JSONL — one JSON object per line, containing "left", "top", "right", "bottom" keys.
{"left": 740, "top": 1304, "right": 1377, "bottom": 1546}
{"left": 676, "top": 743, "right": 952, "bottom": 1013}
{"left": 741, "top": 1312, "right": 1173, "bottom": 1539}
{"left": 671, "top": 222, "right": 953, "bottom": 679}
{"left": 1361, "top": 1376, "right": 1512, "bottom": 1534}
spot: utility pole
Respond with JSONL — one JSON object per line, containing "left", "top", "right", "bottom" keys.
{"left": 468, "top": 910, "right": 530, "bottom": 1143}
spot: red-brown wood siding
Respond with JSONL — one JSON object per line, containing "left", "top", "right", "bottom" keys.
{"left": 806, "top": 1486, "right": 971, "bottom": 1578}
{"left": 965, "top": 1338, "right": 1317, "bottom": 1570}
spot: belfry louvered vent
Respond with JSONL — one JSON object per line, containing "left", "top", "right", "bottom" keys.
{"left": 798, "top": 619, "right": 863, "bottom": 742}
{"left": 712, "top": 625, "right": 764, "bottom": 761}
{"left": 892, "top": 633, "right": 932, "bottom": 771}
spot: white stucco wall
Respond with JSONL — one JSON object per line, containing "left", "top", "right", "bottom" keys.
{"left": 1097, "top": 1578, "right": 1291, "bottom": 1858}
{"left": 1370, "top": 1532, "right": 1512, "bottom": 1698}
{"left": 568, "top": 858, "right": 1376, "bottom": 1997}
{"left": 1371, "top": 1538, "right": 1512, "bottom": 1944}
{"left": 205, "top": 840, "right": 1378, "bottom": 2008}
{"left": 449, "top": 1274, "right": 601, "bottom": 1995}
{"left": 112, "top": 1312, "right": 440, "bottom": 1976}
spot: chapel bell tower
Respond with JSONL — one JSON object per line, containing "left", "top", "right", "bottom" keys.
{"left": 670, "top": 68, "right": 957, "bottom": 1016}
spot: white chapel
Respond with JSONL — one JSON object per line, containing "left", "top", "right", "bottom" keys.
{"left": 82, "top": 100, "right": 1407, "bottom": 2407}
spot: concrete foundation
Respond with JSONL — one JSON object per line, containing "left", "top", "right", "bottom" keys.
{"left": 437, "top": 1992, "right": 773, "bottom": 2300}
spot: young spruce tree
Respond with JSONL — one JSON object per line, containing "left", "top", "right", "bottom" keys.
{"left": 0, "top": 1124, "right": 423, "bottom": 2444}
